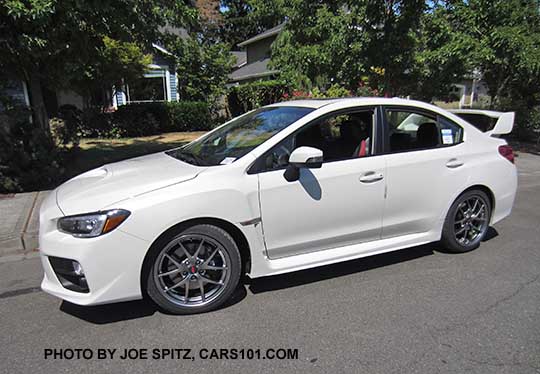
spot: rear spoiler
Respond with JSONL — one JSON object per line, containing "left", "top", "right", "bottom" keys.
{"left": 450, "top": 109, "right": 515, "bottom": 135}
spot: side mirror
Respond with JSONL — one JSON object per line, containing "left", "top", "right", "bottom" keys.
{"left": 284, "top": 146, "right": 323, "bottom": 182}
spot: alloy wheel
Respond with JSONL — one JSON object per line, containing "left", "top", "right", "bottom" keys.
{"left": 153, "top": 234, "right": 230, "bottom": 308}
{"left": 453, "top": 196, "right": 488, "bottom": 245}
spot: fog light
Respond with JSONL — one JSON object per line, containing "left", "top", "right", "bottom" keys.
{"left": 49, "top": 257, "right": 90, "bottom": 293}
{"left": 72, "top": 261, "right": 84, "bottom": 276}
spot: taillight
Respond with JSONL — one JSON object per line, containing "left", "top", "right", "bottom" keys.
{"left": 498, "top": 145, "right": 515, "bottom": 164}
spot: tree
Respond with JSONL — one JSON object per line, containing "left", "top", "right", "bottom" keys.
{"left": 271, "top": 1, "right": 358, "bottom": 89}
{"left": 409, "top": 2, "right": 474, "bottom": 101}
{"left": 0, "top": 0, "right": 196, "bottom": 130}
{"left": 219, "top": 0, "right": 285, "bottom": 48}
{"left": 444, "top": 0, "right": 540, "bottom": 108}
{"left": 271, "top": 1, "right": 433, "bottom": 96}
{"left": 70, "top": 37, "right": 153, "bottom": 110}
{"left": 192, "top": 0, "right": 224, "bottom": 43}
{"left": 165, "top": 36, "right": 234, "bottom": 102}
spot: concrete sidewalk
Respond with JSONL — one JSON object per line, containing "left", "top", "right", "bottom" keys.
{"left": 0, "top": 191, "right": 49, "bottom": 260}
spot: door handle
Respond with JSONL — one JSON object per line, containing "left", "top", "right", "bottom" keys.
{"left": 446, "top": 158, "right": 464, "bottom": 169}
{"left": 359, "top": 171, "right": 384, "bottom": 183}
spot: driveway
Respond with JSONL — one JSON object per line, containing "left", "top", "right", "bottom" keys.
{"left": 1, "top": 153, "right": 539, "bottom": 373}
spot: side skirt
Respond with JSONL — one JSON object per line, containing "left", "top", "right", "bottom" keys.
{"left": 248, "top": 230, "right": 440, "bottom": 278}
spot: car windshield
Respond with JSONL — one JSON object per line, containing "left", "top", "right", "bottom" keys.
{"left": 167, "top": 106, "right": 314, "bottom": 166}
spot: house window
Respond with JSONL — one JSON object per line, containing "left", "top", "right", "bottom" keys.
{"left": 127, "top": 70, "right": 168, "bottom": 103}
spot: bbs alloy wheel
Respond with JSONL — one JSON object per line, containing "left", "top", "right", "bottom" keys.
{"left": 146, "top": 224, "right": 241, "bottom": 314}
{"left": 441, "top": 190, "right": 491, "bottom": 253}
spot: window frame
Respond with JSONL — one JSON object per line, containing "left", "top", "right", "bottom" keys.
{"left": 381, "top": 105, "right": 464, "bottom": 155}
{"left": 126, "top": 67, "right": 170, "bottom": 104}
{"left": 248, "top": 105, "right": 381, "bottom": 174}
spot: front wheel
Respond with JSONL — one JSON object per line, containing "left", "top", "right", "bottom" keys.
{"left": 441, "top": 190, "right": 491, "bottom": 253}
{"left": 145, "top": 224, "right": 241, "bottom": 314}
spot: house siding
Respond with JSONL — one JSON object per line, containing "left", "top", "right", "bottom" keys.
{"left": 153, "top": 54, "right": 177, "bottom": 101}
{"left": 246, "top": 38, "right": 274, "bottom": 64}
{"left": 115, "top": 89, "right": 125, "bottom": 106}
{"left": 169, "top": 67, "right": 177, "bottom": 101}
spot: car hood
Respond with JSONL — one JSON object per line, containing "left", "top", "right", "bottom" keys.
{"left": 56, "top": 152, "right": 203, "bottom": 216}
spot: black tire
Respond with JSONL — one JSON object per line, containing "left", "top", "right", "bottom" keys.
{"left": 145, "top": 224, "right": 241, "bottom": 314}
{"left": 441, "top": 190, "right": 491, "bottom": 253}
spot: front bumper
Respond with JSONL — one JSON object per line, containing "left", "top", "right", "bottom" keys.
{"left": 39, "top": 191, "right": 150, "bottom": 306}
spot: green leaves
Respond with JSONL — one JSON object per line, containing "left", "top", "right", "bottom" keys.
{"left": 3, "top": 0, "right": 54, "bottom": 19}
{"left": 0, "top": 0, "right": 195, "bottom": 107}
{"left": 166, "top": 36, "right": 233, "bottom": 102}
{"left": 271, "top": 0, "right": 539, "bottom": 110}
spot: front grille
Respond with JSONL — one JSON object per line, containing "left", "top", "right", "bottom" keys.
{"left": 48, "top": 256, "right": 89, "bottom": 293}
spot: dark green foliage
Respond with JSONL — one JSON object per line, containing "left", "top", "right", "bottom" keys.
{"left": 164, "top": 37, "right": 234, "bottom": 102}
{"left": 50, "top": 105, "right": 84, "bottom": 146}
{"left": 271, "top": 1, "right": 429, "bottom": 96}
{"left": 164, "top": 102, "right": 213, "bottom": 132}
{"left": 79, "top": 102, "right": 213, "bottom": 138}
{"left": 0, "top": 121, "right": 65, "bottom": 193}
{"left": 219, "top": 0, "right": 286, "bottom": 48}
{"left": 227, "top": 80, "right": 291, "bottom": 116}
{"left": 0, "top": 0, "right": 196, "bottom": 129}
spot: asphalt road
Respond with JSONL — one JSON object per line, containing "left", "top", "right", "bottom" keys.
{"left": 1, "top": 153, "right": 539, "bottom": 374}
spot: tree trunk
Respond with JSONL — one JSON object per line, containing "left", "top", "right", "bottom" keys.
{"left": 28, "top": 72, "right": 50, "bottom": 132}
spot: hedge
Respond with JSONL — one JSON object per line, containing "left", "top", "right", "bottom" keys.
{"left": 78, "top": 101, "right": 213, "bottom": 138}
{"left": 228, "top": 80, "right": 291, "bottom": 116}
{"left": 1, "top": 121, "right": 65, "bottom": 193}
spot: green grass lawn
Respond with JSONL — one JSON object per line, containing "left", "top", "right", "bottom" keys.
{"left": 64, "top": 131, "right": 206, "bottom": 180}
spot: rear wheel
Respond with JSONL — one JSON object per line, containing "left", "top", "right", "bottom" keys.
{"left": 146, "top": 224, "right": 241, "bottom": 314}
{"left": 441, "top": 190, "right": 491, "bottom": 253}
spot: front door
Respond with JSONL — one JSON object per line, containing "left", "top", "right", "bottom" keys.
{"left": 256, "top": 108, "right": 386, "bottom": 259}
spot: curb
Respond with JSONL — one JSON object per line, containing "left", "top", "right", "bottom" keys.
{"left": 0, "top": 191, "right": 49, "bottom": 258}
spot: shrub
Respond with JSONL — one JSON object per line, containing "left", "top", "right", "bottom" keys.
{"left": 228, "top": 80, "right": 291, "bottom": 116}
{"left": 112, "top": 103, "right": 164, "bottom": 137}
{"left": 78, "top": 101, "right": 213, "bottom": 138}
{"left": 0, "top": 121, "right": 65, "bottom": 193}
{"left": 517, "top": 105, "right": 540, "bottom": 143}
{"left": 494, "top": 97, "right": 539, "bottom": 141}
{"left": 165, "top": 101, "right": 212, "bottom": 132}
{"left": 50, "top": 105, "right": 84, "bottom": 146}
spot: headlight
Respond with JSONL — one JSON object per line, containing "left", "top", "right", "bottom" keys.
{"left": 57, "top": 209, "right": 131, "bottom": 238}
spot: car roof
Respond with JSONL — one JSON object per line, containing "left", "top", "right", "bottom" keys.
{"left": 266, "top": 97, "right": 423, "bottom": 109}
{"left": 265, "top": 97, "right": 486, "bottom": 139}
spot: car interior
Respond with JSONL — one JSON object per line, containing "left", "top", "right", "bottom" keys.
{"left": 387, "top": 110, "right": 441, "bottom": 152}
{"left": 295, "top": 111, "right": 373, "bottom": 162}
{"left": 262, "top": 110, "right": 375, "bottom": 171}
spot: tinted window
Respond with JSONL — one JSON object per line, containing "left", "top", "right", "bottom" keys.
{"left": 259, "top": 109, "right": 375, "bottom": 172}
{"left": 386, "top": 108, "right": 462, "bottom": 153}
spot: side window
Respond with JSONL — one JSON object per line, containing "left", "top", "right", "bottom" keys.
{"left": 385, "top": 108, "right": 462, "bottom": 153}
{"left": 261, "top": 109, "right": 375, "bottom": 172}
{"left": 437, "top": 116, "right": 463, "bottom": 145}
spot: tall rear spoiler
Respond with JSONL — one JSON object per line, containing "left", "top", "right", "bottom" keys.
{"left": 450, "top": 109, "right": 515, "bottom": 136}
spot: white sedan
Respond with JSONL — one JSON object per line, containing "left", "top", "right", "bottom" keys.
{"left": 39, "top": 98, "right": 518, "bottom": 314}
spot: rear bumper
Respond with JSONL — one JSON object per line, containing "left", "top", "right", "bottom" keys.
{"left": 491, "top": 163, "right": 518, "bottom": 225}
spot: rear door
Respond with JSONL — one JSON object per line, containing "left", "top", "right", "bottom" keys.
{"left": 381, "top": 106, "right": 469, "bottom": 238}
